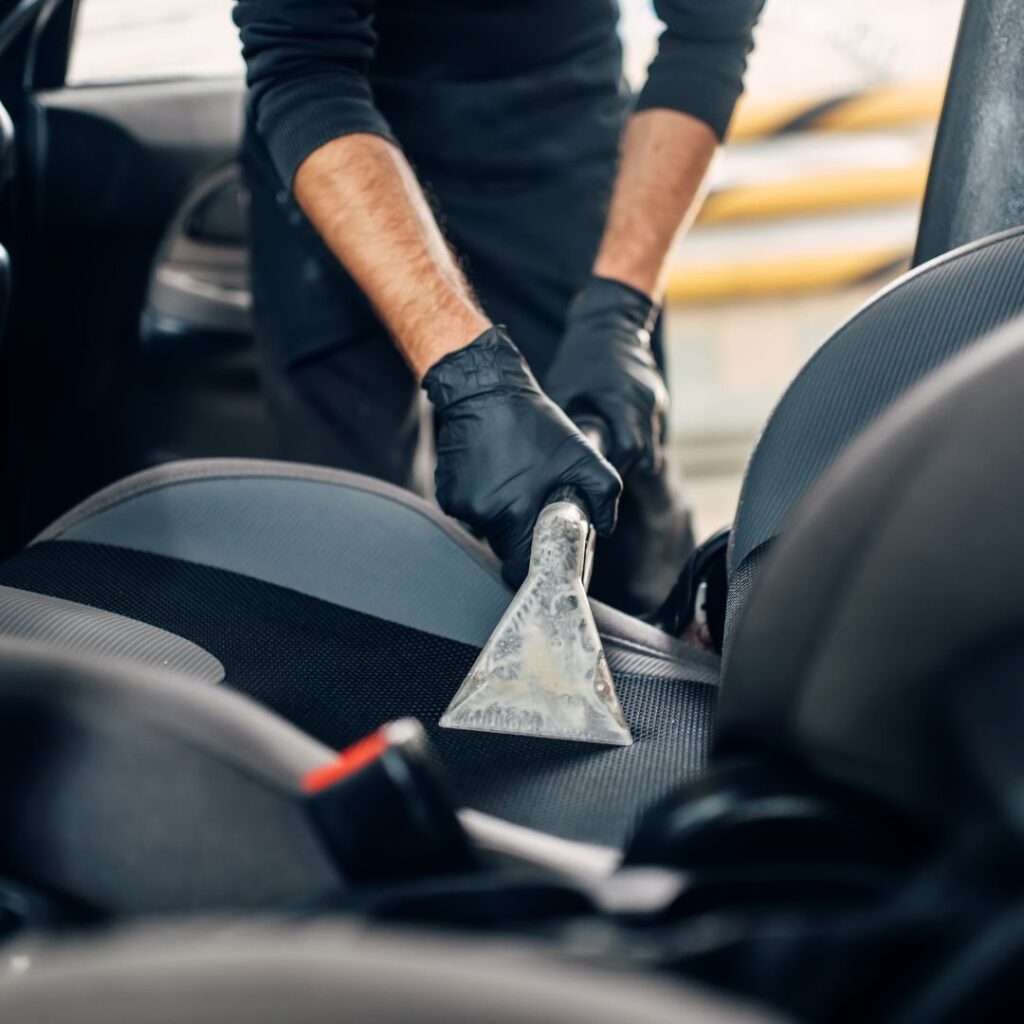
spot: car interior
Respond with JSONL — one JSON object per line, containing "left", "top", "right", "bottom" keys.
{"left": 1, "top": 0, "right": 1023, "bottom": 1020}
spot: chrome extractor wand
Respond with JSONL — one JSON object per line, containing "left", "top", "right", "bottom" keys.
{"left": 439, "top": 426, "right": 633, "bottom": 746}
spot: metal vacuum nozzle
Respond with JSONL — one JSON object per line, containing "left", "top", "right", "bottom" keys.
{"left": 439, "top": 494, "right": 633, "bottom": 746}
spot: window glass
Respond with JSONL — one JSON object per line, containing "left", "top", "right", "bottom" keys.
{"left": 67, "top": 0, "right": 242, "bottom": 85}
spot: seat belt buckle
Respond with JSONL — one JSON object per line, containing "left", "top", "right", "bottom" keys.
{"left": 303, "top": 719, "right": 477, "bottom": 884}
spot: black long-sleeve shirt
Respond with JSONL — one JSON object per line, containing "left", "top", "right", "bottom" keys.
{"left": 234, "top": 1, "right": 764, "bottom": 191}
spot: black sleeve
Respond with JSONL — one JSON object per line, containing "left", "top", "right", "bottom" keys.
{"left": 233, "top": 0, "right": 397, "bottom": 189}
{"left": 637, "top": 0, "right": 766, "bottom": 140}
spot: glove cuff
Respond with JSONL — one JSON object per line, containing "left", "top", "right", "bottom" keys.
{"left": 422, "top": 325, "right": 539, "bottom": 409}
{"left": 574, "top": 275, "right": 660, "bottom": 337}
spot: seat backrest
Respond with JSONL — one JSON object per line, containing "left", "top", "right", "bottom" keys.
{"left": 914, "top": 0, "right": 1024, "bottom": 266}
{"left": 718, "top": 318, "right": 1024, "bottom": 825}
{"left": 0, "top": 635, "right": 343, "bottom": 913}
{"left": 725, "top": 225, "right": 1024, "bottom": 648}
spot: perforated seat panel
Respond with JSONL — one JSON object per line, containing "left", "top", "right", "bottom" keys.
{"left": 0, "top": 541, "right": 716, "bottom": 847}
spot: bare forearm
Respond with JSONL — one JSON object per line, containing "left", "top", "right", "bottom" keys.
{"left": 293, "top": 133, "right": 489, "bottom": 379}
{"left": 593, "top": 108, "right": 718, "bottom": 299}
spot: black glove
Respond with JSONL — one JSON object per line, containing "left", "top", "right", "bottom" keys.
{"left": 423, "top": 326, "right": 622, "bottom": 587}
{"left": 544, "top": 275, "right": 669, "bottom": 475}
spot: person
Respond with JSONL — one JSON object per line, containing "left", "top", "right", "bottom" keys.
{"left": 233, "top": 0, "right": 764, "bottom": 615}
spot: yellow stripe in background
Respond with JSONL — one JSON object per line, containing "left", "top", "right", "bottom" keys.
{"left": 811, "top": 82, "right": 946, "bottom": 135}
{"left": 697, "top": 162, "right": 930, "bottom": 225}
{"left": 729, "top": 82, "right": 946, "bottom": 142}
{"left": 665, "top": 248, "right": 910, "bottom": 304}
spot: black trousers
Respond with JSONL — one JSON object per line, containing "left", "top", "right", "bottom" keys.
{"left": 242, "top": 89, "right": 694, "bottom": 614}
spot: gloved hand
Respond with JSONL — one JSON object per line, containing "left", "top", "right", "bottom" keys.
{"left": 544, "top": 275, "right": 669, "bottom": 475}
{"left": 423, "top": 325, "right": 622, "bottom": 587}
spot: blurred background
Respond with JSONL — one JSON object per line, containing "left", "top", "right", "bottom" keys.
{"left": 66, "top": 0, "right": 965, "bottom": 537}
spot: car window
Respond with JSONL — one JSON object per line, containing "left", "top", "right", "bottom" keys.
{"left": 67, "top": 0, "right": 243, "bottom": 85}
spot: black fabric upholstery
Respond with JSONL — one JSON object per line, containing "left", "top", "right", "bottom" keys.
{"left": 0, "top": 542, "right": 716, "bottom": 847}
{"left": 726, "top": 226, "right": 1024, "bottom": 646}
{"left": 720, "top": 542, "right": 770, "bottom": 655}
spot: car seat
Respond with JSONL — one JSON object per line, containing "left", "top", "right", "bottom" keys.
{"left": 2, "top": 225, "right": 1024, "bottom": 856}
{"left": 7, "top": 310, "right": 1024, "bottom": 1019}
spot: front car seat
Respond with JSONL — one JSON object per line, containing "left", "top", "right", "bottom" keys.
{"left": 2, "top": 225, "right": 1024, "bottom": 855}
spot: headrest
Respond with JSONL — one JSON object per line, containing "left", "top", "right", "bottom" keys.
{"left": 717, "top": 316, "right": 1024, "bottom": 825}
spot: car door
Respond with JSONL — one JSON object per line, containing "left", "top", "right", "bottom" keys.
{"left": 0, "top": 0, "right": 270, "bottom": 556}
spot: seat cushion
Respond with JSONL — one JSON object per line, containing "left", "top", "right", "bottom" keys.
{"left": 2, "top": 459, "right": 719, "bottom": 849}
{"left": 0, "top": 585, "right": 223, "bottom": 684}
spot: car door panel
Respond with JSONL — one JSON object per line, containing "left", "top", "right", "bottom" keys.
{"left": 143, "top": 162, "right": 251, "bottom": 345}
{"left": 2, "top": 30, "right": 270, "bottom": 553}
{"left": 32, "top": 78, "right": 243, "bottom": 228}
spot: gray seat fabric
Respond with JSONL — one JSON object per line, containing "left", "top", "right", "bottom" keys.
{"left": 36, "top": 459, "right": 510, "bottom": 649}
{"left": 0, "top": 585, "right": 223, "bottom": 684}
{"left": 726, "top": 224, "right": 1024, "bottom": 647}
{"left": 0, "top": 921, "right": 776, "bottom": 1024}
{"left": 0, "top": 636, "right": 341, "bottom": 914}
{"left": 36, "top": 457, "right": 717, "bottom": 682}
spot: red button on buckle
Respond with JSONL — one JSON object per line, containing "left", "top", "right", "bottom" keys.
{"left": 301, "top": 730, "right": 389, "bottom": 794}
